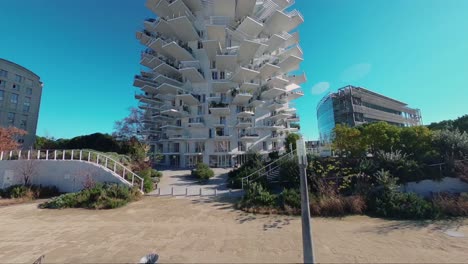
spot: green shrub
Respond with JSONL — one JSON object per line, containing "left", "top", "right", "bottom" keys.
{"left": 39, "top": 184, "right": 141, "bottom": 210}
{"left": 368, "top": 191, "right": 440, "bottom": 219}
{"left": 228, "top": 154, "right": 265, "bottom": 188}
{"left": 279, "top": 189, "right": 301, "bottom": 209}
{"left": 191, "top": 163, "right": 214, "bottom": 181}
{"left": 8, "top": 185, "right": 31, "bottom": 199}
{"left": 1, "top": 185, "right": 59, "bottom": 199}
{"left": 143, "top": 174, "right": 154, "bottom": 193}
{"left": 240, "top": 182, "right": 277, "bottom": 208}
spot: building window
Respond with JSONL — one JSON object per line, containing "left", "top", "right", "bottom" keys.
{"left": 23, "top": 97, "right": 31, "bottom": 112}
{"left": 195, "top": 142, "right": 205, "bottom": 153}
{"left": 263, "top": 142, "right": 267, "bottom": 151}
{"left": 15, "top": 74, "right": 23, "bottom": 83}
{"left": 210, "top": 60, "right": 216, "bottom": 69}
{"left": 7, "top": 112, "right": 15, "bottom": 125}
{"left": 10, "top": 93, "right": 18, "bottom": 109}
{"left": 25, "top": 78, "right": 33, "bottom": 87}
{"left": 211, "top": 71, "right": 218, "bottom": 80}
{"left": 197, "top": 41, "right": 203, "bottom": 49}
{"left": 20, "top": 118, "right": 27, "bottom": 129}
{"left": 215, "top": 141, "right": 230, "bottom": 152}
{"left": 26, "top": 88, "right": 32, "bottom": 95}
{"left": 12, "top": 84, "right": 20, "bottom": 91}
{"left": 220, "top": 71, "right": 225, "bottom": 80}
{"left": 0, "top": 80, "right": 6, "bottom": 88}
{"left": 0, "top": 69, "right": 7, "bottom": 78}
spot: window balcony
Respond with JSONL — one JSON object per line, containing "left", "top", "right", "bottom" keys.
{"left": 232, "top": 90, "right": 253, "bottom": 105}
{"left": 176, "top": 93, "right": 199, "bottom": 106}
{"left": 263, "top": 9, "right": 304, "bottom": 36}
{"left": 188, "top": 117, "right": 205, "bottom": 128}
{"left": 179, "top": 61, "right": 205, "bottom": 83}
{"left": 209, "top": 102, "right": 231, "bottom": 115}
{"left": 261, "top": 86, "right": 285, "bottom": 100}
{"left": 236, "top": 118, "right": 253, "bottom": 128}
{"left": 230, "top": 66, "right": 259, "bottom": 83}
{"left": 239, "top": 133, "right": 260, "bottom": 141}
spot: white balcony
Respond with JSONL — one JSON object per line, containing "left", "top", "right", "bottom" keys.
{"left": 154, "top": 74, "right": 183, "bottom": 87}
{"left": 238, "top": 39, "right": 267, "bottom": 64}
{"left": 249, "top": 99, "right": 265, "bottom": 107}
{"left": 232, "top": 92, "right": 253, "bottom": 105}
{"left": 278, "top": 55, "right": 303, "bottom": 73}
{"left": 179, "top": 66, "right": 205, "bottom": 83}
{"left": 269, "top": 112, "right": 292, "bottom": 121}
{"left": 236, "top": 16, "right": 264, "bottom": 38}
{"left": 153, "top": 62, "right": 180, "bottom": 77}
{"left": 230, "top": 66, "right": 259, "bottom": 83}
{"left": 263, "top": 9, "right": 304, "bottom": 35}
{"left": 153, "top": 19, "right": 178, "bottom": 40}
{"left": 288, "top": 114, "right": 300, "bottom": 122}
{"left": 258, "top": 63, "right": 281, "bottom": 79}
{"left": 279, "top": 45, "right": 303, "bottom": 61}
{"left": 182, "top": 0, "right": 203, "bottom": 12}
{"left": 240, "top": 82, "right": 260, "bottom": 91}
{"left": 261, "top": 87, "right": 285, "bottom": 100}
{"left": 161, "top": 107, "right": 189, "bottom": 118}
{"left": 267, "top": 76, "right": 289, "bottom": 88}
{"left": 206, "top": 25, "right": 226, "bottom": 48}
{"left": 136, "top": 31, "right": 153, "bottom": 46}
{"left": 216, "top": 54, "right": 238, "bottom": 71}
{"left": 146, "top": 0, "right": 171, "bottom": 18}
{"left": 266, "top": 101, "right": 285, "bottom": 111}
{"left": 237, "top": 110, "right": 255, "bottom": 117}
{"left": 188, "top": 117, "right": 205, "bottom": 128}
{"left": 202, "top": 40, "right": 222, "bottom": 60}
{"left": 239, "top": 134, "right": 260, "bottom": 141}
{"left": 212, "top": 81, "right": 237, "bottom": 93}
{"left": 265, "top": 33, "right": 290, "bottom": 53}
{"left": 176, "top": 93, "right": 199, "bottom": 106}
{"left": 163, "top": 41, "right": 194, "bottom": 61}
{"left": 161, "top": 124, "right": 184, "bottom": 130}
{"left": 285, "top": 90, "right": 304, "bottom": 100}
{"left": 235, "top": 0, "right": 256, "bottom": 20}
{"left": 236, "top": 118, "right": 253, "bottom": 128}
{"left": 209, "top": 105, "right": 231, "bottom": 115}
{"left": 287, "top": 73, "right": 307, "bottom": 85}
{"left": 156, "top": 83, "right": 182, "bottom": 94}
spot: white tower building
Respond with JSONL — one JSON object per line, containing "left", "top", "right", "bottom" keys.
{"left": 134, "top": 0, "right": 306, "bottom": 168}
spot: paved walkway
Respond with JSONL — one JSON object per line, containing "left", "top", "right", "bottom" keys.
{"left": 149, "top": 168, "right": 243, "bottom": 197}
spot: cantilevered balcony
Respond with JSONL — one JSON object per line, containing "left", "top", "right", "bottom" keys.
{"left": 188, "top": 117, "right": 205, "bottom": 128}
{"left": 240, "top": 81, "right": 260, "bottom": 91}
{"left": 263, "top": 9, "right": 304, "bottom": 35}
{"left": 265, "top": 31, "right": 292, "bottom": 53}
{"left": 136, "top": 30, "right": 153, "bottom": 46}
{"left": 161, "top": 105, "right": 190, "bottom": 118}
{"left": 236, "top": 16, "right": 264, "bottom": 38}
{"left": 202, "top": 40, "right": 222, "bottom": 60}
{"left": 179, "top": 61, "right": 205, "bottom": 83}
{"left": 278, "top": 45, "right": 303, "bottom": 61}
{"left": 232, "top": 91, "right": 253, "bottom": 105}
{"left": 162, "top": 41, "right": 194, "bottom": 61}
{"left": 176, "top": 93, "right": 199, "bottom": 106}
{"left": 134, "top": 75, "right": 158, "bottom": 88}
{"left": 284, "top": 90, "right": 304, "bottom": 100}
{"left": 268, "top": 110, "right": 292, "bottom": 121}
{"left": 236, "top": 118, "right": 254, "bottom": 128}
{"left": 287, "top": 114, "right": 300, "bottom": 122}
{"left": 267, "top": 76, "right": 289, "bottom": 88}
{"left": 230, "top": 66, "right": 259, "bottom": 83}
{"left": 212, "top": 81, "right": 237, "bottom": 93}
{"left": 261, "top": 86, "right": 285, "bottom": 100}
{"left": 238, "top": 39, "right": 267, "bottom": 64}
{"left": 153, "top": 74, "right": 183, "bottom": 87}
{"left": 209, "top": 102, "right": 230, "bottom": 115}
{"left": 237, "top": 108, "right": 255, "bottom": 117}
{"left": 287, "top": 73, "right": 307, "bottom": 85}
{"left": 153, "top": 60, "right": 181, "bottom": 77}
{"left": 278, "top": 55, "right": 303, "bottom": 73}
{"left": 257, "top": 62, "right": 281, "bottom": 79}
{"left": 216, "top": 53, "right": 238, "bottom": 72}
{"left": 266, "top": 100, "right": 285, "bottom": 111}
{"left": 239, "top": 133, "right": 260, "bottom": 141}
{"left": 235, "top": 0, "right": 257, "bottom": 20}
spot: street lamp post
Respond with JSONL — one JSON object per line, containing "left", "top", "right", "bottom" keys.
{"left": 296, "top": 137, "right": 315, "bottom": 264}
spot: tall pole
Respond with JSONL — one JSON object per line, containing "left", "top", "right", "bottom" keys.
{"left": 296, "top": 137, "right": 315, "bottom": 264}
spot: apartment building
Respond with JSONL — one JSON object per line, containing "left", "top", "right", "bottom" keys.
{"left": 134, "top": 0, "right": 305, "bottom": 168}
{"left": 317, "top": 85, "right": 422, "bottom": 143}
{"left": 0, "top": 59, "right": 43, "bottom": 148}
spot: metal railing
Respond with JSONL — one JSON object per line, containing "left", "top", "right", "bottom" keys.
{"left": 241, "top": 149, "right": 297, "bottom": 189}
{"left": 0, "top": 149, "right": 145, "bottom": 192}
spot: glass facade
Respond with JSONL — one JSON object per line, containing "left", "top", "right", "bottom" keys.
{"left": 317, "top": 96, "right": 335, "bottom": 143}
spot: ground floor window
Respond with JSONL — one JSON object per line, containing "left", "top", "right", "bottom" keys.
{"left": 209, "top": 155, "right": 231, "bottom": 168}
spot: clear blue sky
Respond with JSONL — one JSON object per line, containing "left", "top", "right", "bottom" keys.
{"left": 1, "top": 0, "right": 467, "bottom": 140}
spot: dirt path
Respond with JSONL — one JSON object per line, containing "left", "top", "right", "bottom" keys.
{"left": 0, "top": 197, "right": 467, "bottom": 263}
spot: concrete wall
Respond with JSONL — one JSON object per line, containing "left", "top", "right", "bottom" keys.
{"left": 401, "top": 177, "right": 468, "bottom": 197}
{"left": 0, "top": 160, "right": 129, "bottom": 193}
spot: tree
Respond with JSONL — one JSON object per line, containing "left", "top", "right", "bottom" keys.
{"left": 16, "top": 160, "right": 39, "bottom": 185}
{"left": 433, "top": 129, "right": 468, "bottom": 161}
{"left": 399, "top": 126, "right": 434, "bottom": 161}
{"left": 332, "top": 124, "right": 366, "bottom": 157}
{"left": 284, "top": 133, "right": 300, "bottom": 153}
{"left": 0, "top": 127, "right": 27, "bottom": 151}
{"left": 113, "top": 107, "right": 146, "bottom": 142}
{"left": 361, "top": 122, "right": 400, "bottom": 154}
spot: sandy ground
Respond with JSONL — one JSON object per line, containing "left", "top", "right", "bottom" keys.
{"left": 0, "top": 197, "right": 467, "bottom": 263}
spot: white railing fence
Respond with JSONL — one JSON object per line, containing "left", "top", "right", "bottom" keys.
{"left": 0, "top": 149, "right": 144, "bottom": 192}
{"left": 151, "top": 186, "right": 244, "bottom": 198}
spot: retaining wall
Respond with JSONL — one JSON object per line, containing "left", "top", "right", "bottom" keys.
{"left": 0, "top": 160, "right": 128, "bottom": 193}
{"left": 401, "top": 177, "right": 468, "bottom": 197}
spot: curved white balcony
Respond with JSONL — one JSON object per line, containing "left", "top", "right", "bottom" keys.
{"left": 261, "top": 87, "right": 285, "bottom": 100}
{"left": 230, "top": 66, "right": 259, "bottom": 83}
{"left": 287, "top": 73, "right": 307, "bottom": 85}
{"left": 179, "top": 62, "right": 205, "bottom": 83}
{"left": 232, "top": 91, "right": 253, "bottom": 105}
{"left": 176, "top": 93, "right": 199, "bottom": 106}
{"left": 202, "top": 40, "right": 222, "bottom": 60}
{"left": 278, "top": 55, "right": 303, "bottom": 73}
{"left": 212, "top": 81, "right": 237, "bottom": 93}
{"left": 236, "top": 16, "right": 264, "bottom": 38}
{"left": 238, "top": 39, "right": 267, "bottom": 64}
{"left": 263, "top": 9, "right": 304, "bottom": 35}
